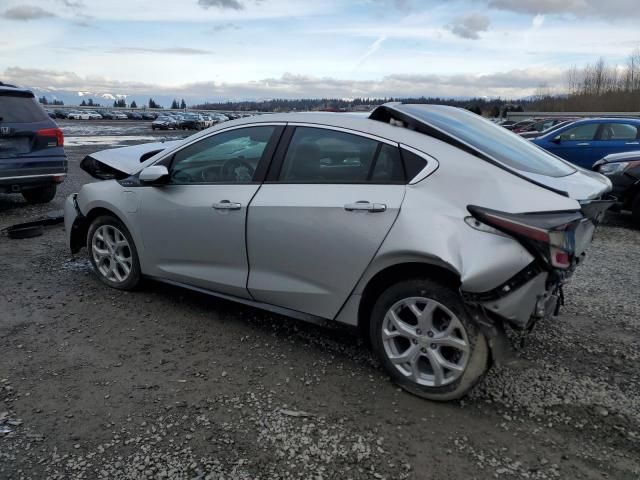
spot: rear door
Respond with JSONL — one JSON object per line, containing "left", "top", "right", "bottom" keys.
{"left": 246, "top": 125, "right": 406, "bottom": 319}
{"left": 595, "top": 122, "right": 640, "bottom": 158}
{"left": 0, "top": 90, "right": 65, "bottom": 177}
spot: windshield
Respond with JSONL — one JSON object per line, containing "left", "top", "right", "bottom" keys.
{"left": 395, "top": 105, "right": 576, "bottom": 178}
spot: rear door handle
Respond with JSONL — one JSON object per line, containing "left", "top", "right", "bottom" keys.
{"left": 625, "top": 141, "right": 639, "bottom": 145}
{"left": 577, "top": 142, "right": 590, "bottom": 146}
{"left": 213, "top": 200, "right": 242, "bottom": 210}
{"left": 344, "top": 201, "right": 387, "bottom": 213}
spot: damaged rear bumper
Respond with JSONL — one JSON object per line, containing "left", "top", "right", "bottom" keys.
{"left": 461, "top": 258, "right": 582, "bottom": 329}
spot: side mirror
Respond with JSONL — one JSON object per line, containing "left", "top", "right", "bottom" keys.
{"left": 139, "top": 165, "right": 169, "bottom": 184}
{"left": 551, "top": 135, "right": 562, "bottom": 144}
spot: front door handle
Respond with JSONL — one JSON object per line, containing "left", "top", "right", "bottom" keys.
{"left": 625, "top": 141, "right": 639, "bottom": 145}
{"left": 577, "top": 142, "right": 590, "bottom": 146}
{"left": 344, "top": 201, "right": 387, "bottom": 213}
{"left": 213, "top": 200, "right": 242, "bottom": 210}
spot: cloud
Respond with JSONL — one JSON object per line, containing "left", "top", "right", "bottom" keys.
{"left": 1, "top": 66, "right": 567, "bottom": 100}
{"left": 1, "top": 5, "right": 56, "bottom": 21}
{"left": 486, "top": 0, "right": 640, "bottom": 20}
{"left": 532, "top": 14, "right": 545, "bottom": 28}
{"left": 197, "top": 0, "right": 244, "bottom": 10}
{"left": 108, "top": 47, "right": 213, "bottom": 55}
{"left": 59, "top": 0, "right": 85, "bottom": 7}
{"left": 447, "top": 13, "right": 490, "bottom": 39}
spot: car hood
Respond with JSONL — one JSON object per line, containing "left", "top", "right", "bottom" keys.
{"left": 80, "top": 140, "right": 183, "bottom": 179}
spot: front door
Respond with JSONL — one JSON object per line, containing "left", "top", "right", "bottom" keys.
{"left": 551, "top": 122, "right": 601, "bottom": 168}
{"left": 138, "top": 125, "right": 281, "bottom": 297}
{"left": 247, "top": 126, "right": 406, "bottom": 319}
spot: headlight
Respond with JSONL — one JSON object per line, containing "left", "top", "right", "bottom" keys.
{"left": 598, "top": 162, "right": 633, "bottom": 175}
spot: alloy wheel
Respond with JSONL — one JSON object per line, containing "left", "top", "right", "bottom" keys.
{"left": 91, "top": 225, "right": 133, "bottom": 284}
{"left": 381, "top": 296, "right": 470, "bottom": 387}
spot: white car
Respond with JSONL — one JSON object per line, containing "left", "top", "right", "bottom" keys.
{"left": 67, "top": 111, "right": 90, "bottom": 120}
{"left": 86, "top": 111, "right": 103, "bottom": 120}
{"left": 112, "top": 112, "right": 128, "bottom": 120}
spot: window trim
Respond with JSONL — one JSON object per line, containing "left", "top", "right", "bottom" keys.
{"left": 266, "top": 124, "right": 406, "bottom": 185}
{"left": 400, "top": 144, "right": 439, "bottom": 184}
{"left": 595, "top": 122, "right": 640, "bottom": 141}
{"left": 157, "top": 124, "right": 285, "bottom": 186}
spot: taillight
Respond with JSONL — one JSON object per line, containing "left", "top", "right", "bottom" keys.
{"left": 37, "top": 128, "right": 64, "bottom": 147}
{"left": 467, "top": 205, "right": 586, "bottom": 270}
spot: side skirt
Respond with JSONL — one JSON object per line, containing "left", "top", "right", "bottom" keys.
{"left": 146, "top": 276, "right": 330, "bottom": 327}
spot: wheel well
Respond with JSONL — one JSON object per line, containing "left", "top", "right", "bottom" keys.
{"left": 70, "top": 206, "right": 122, "bottom": 253}
{"left": 357, "top": 262, "right": 460, "bottom": 339}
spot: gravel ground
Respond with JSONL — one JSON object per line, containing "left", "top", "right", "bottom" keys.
{"left": 0, "top": 121, "right": 639, "bottom": 479}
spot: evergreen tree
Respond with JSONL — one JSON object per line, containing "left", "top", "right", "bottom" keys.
{"left": 180, "top": 98, "right": 187, "bottom": 109}
{"left": 130, "top": 100, "right": 138, "bottom": 108}
{"left": 171, "top": 99, "right": 179, "bottom": 109}
{"left": 80, "top": 100, "right": 87, "bottom": 106}
{"left": 113, "top": 100, "right": 118, "bottom": 108}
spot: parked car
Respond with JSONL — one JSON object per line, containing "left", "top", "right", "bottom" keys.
{"left": 101, "top": 111, "right": 115, "bottom": 120}
{"left": 532, "top": 118, "right": 640, "bottom": 168}
{"left": 0, "top": 84, "right": 67, "bottom": 203}
{"left": 142, "top": 112, "right": 156, "bottom": 120}
{"left": 45, "top": 109, "right": 56, "bottom": 119}
{"left": 502, "top": 119, "right": 535, "bottom": 131}
{"left": 593, "top": 150, "right": 640, "bottom": 223}
{"left": 53, "top": 109, "right": 67, "bottom": 119}
{"left": 180, "top": 114, "right": 206, "bottom": 130}
{"left": 519, "top": 120, "right": 576, "bottom": 139}
{"left": 86, "top": 111, "right": 103, "bottom": 120}
{"left": 112, "top": 111, "right": 128, "bottom": 120}
{"left": 67, "top": 110, "right": 90, "bottom": 120}
{"left": 516, "top": 117, "right": 577, "bottom": 135}
{"left": 151, "top": 116, "right": 177, "bottom": 130}
{"left": 64, "top": 104, "right": 612, "bottom": 400}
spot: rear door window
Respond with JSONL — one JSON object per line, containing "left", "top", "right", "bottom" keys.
{"left": 0, "top": 93, "right": 48, "bottom": 123}
{"left": 599, "top": 123, "right": 639, "bottom": 141}
{"left": 278, "top": 127, "right": 404, "bottom": 183}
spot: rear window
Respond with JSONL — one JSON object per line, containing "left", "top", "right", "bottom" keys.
{"left": 391, "top": 105, "right": 576, "bottom": 178}
{"left": 0, "top": 93, "right": 49, "bottom": 123}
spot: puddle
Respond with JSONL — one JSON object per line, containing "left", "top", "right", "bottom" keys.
{"left": 62, "top": 258, "right": 92, "bottom": 271}
{"left": 64, "top": 135, "right": 159, "bottom": 147}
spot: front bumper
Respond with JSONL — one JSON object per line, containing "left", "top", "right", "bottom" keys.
{"left": 64, "top": 193, "right": 87, "bottom": 253}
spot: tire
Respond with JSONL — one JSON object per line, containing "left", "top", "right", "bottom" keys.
{"left": 369, "top": 277, "right": 489, "bottom": 401}
{"left": 87, "top": 215, "right": 141, "bottom": 290}
{"left": 632, "top": 193, "right": 640, "bottom": 225}
{"left": 22, "top": 185, "right": 57, "bottom": 204}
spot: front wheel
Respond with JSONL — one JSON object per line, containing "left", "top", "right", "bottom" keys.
{"left": 369, "top": 277, "right": 489, "bottom": 401}
{"left": 87, "top": 215, "right": 141, "bottom": 290}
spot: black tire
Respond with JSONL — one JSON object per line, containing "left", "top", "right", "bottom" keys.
{"left": 22, "top": 185, "right": 57, "bottom": 204}
{"left": 632, "top": 193, "right": 640, "bottom": 225}
{"left": 87, "top": 215, "right": 141, "bottom": 290}
{"left": 369, "top": 277, "right": 489, "bottom": 401}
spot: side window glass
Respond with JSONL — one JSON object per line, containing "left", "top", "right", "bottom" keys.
{"left": 559, "top": 124, "right": 598, "bottom": 141}
{"left": 600, "top": 123, "right": 638, "bottom": 141}
{"left": 279, "top": 127, "right": 379, "bottom": 183}
{"left": 170, "top": 126, "right": 275, "bottom": 184}
{"left": 401, "top": 149, "right": 428, "bottom": 181}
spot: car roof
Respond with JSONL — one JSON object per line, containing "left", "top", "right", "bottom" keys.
{"left": 567, "top": 117, "right": 640, "bottom": 124}
{"left": 0, "top": 83, "right": 34, "bottom": 96}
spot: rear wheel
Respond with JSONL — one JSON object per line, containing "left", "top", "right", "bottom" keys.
{"left": 87, "top": 215, "right": 141, "bottom": 290}
{"left": 22, "top": 185, "right": 57, "bottom": 204}
{"left": 369, "top": 277, "right": 489, "bottom": 401}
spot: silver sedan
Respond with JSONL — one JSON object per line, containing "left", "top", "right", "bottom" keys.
{"left": 64, "top": 104, "right": 612, "bottom": 400}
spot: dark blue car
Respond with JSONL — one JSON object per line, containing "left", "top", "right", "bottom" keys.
{"left": 532, "top": 117, "right": 640, "bottom": 169}
{"left": 0, "top": 82, "right": 67, "bottom": 203}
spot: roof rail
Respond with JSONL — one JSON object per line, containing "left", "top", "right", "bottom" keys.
{"left": 0, "top": 81, "right": 18, "bottom": 88}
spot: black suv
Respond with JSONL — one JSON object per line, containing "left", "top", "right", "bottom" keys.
{"left": 0, "top": 82, "right": 67, "bottom": 203}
